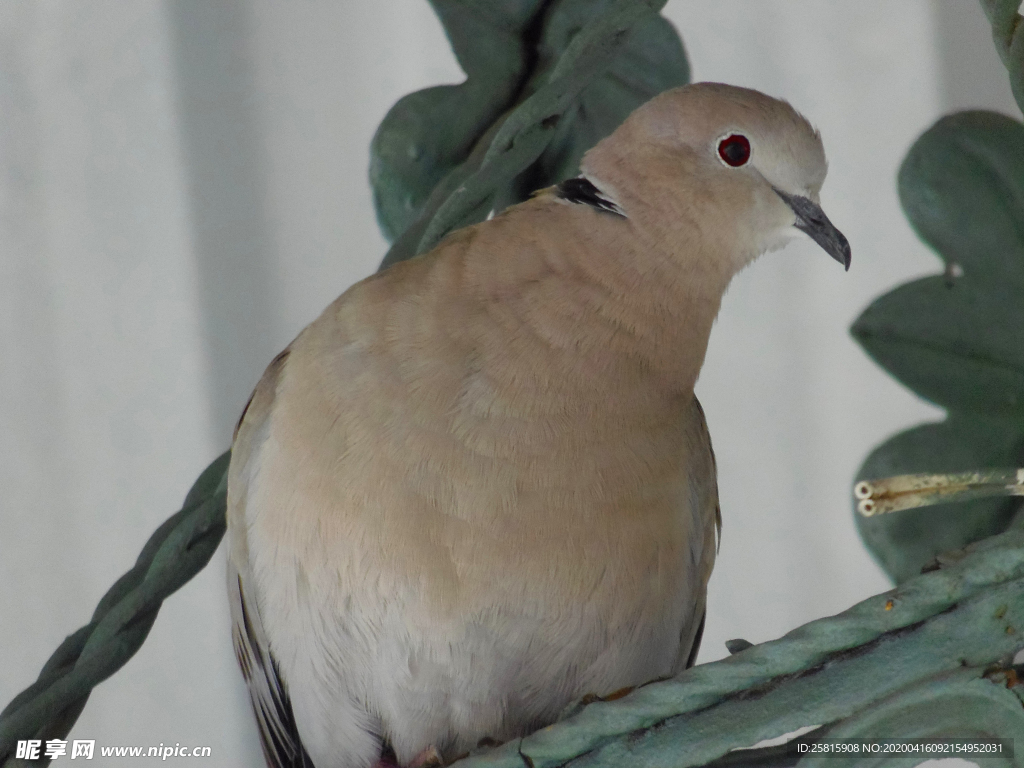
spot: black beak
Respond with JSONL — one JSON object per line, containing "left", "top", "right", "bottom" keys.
{"left": 773, "top": 188, "right": 851, "bottom": 271}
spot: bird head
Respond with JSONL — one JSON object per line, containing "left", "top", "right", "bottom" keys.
{"left": 580, "top": 82, "right": 851, "bottom": 278}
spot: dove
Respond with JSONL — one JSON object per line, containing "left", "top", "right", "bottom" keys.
{"left": 226, "top": 82, "right": 850, "bottom": 768}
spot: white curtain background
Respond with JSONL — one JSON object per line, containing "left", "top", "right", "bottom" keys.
{"left": 1, "top": 2, "right": 1019, "bottom": 765}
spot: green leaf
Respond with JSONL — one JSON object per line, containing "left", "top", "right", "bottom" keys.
{"left": 495, "top": 3, "right": 689, "bottom": 208}
{"left": 851, "top": 275, "right": 1024, "bottom": 416}
{"left": 369, "top": 1, "right": 544, "bottom": 243}
{"left": 980, "top": 0, "right": 1024, "bottom": 113}
{"left": 851, "top": 110, "right": 1024, "bottom": 581}
{"left": 855, "top": 415, "right": 1024, "bottom": 583}
{"left": 898, "top": 111, "right": 1024, "bottom": 287}
{"left": 852, "top": 112, "right": 1024, "bottom": 417}
{"left": 371, "top": 0, "right": 687, "bottom": 256}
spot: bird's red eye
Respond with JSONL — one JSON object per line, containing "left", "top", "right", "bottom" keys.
{"left": 718, "top": 134, "right": 750, "bottom": 167}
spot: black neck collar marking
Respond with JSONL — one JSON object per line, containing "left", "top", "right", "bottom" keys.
{"left": 556, "top": 177, "right": 626, "bottom": 217}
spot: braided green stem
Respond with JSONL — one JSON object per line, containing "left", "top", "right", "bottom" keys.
{"left": 0, "top": 453, "right": 230, "bottom": 767}
{"left": 450, "top": 528, "right": 1024, "bottom": 767}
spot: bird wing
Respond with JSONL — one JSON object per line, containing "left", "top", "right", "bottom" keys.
{"left": 676, "top": 395, "right": 721, "bottom": 672}
{"left": 227, "top": 349, "right": 314, "bottom": 768}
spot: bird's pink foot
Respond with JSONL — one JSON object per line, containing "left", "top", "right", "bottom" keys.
{"left": 407, "top": 745, "right": 444, "bottom": 767}
{"left": 371, "top": 745, "right": 444, "bottom": 768}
